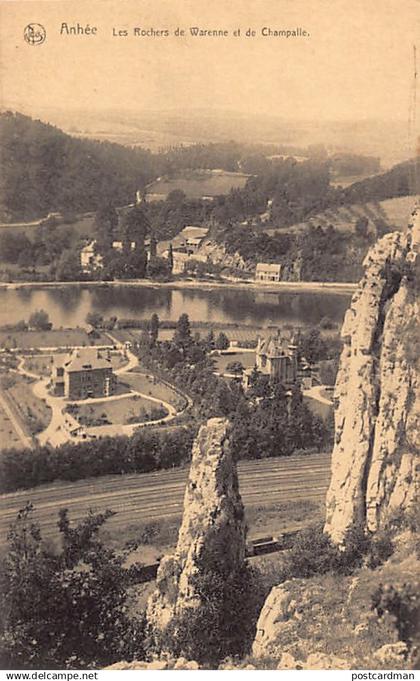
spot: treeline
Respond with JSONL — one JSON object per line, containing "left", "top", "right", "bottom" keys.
{"left": 0, "top": 112, "right": 313, "bottom": 223}
{"left": 214, "top": 157, "right": 418, "bottom": 229}
{"left": 137, "top": 314, "right": 333, "bottom": 455}
{"left": 0, "top": 427, "right": 195, "bottom": 493}
{"left": 0, "top": 112, "right": 156, "bottom": 220}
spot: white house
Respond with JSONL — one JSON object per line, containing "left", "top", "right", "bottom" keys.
{"left": 255, "top": 263, "right": 282, "bottom": 282}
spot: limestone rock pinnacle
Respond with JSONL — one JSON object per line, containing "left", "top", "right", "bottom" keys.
{"left": 146, "top": 417, "right": 247, "bottom": 634}
{"left": 324, "top": 206, "right": 420, "bottom": 543}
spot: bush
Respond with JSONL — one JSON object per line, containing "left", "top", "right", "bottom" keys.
{"left": 148, "top": 562, "right": 264, "bottom": 667}
{"left": 277, "top": 523, "right": 394, "bottom": 582}
{"left": 371, "top": 583, "right": 420, "bottom": 649}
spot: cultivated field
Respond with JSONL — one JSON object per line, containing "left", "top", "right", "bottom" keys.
{"left": 0, "top": 328, "right": 111, "bottom": 350}
{"left": 5, "top": 374, "right": 52, "bottom": 435}
{"left": 0, "top": 394, "right": 24, "bottom": 450}
{"left": 265, "top": 195, "right": 417, "bottom": 236}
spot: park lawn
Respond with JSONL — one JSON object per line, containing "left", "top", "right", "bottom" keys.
{"left": 214, "top": 350, "right": 255, "bottom": 374}
{"left": 5, "top": 374, "right": 51, "bottom": 435}
{"left": 109, "top": 351, "right": 128, "bottom": 371}
{"left": 0, "top": 328, "right": 111, "bottom": 350}
{"left": 68, "top": 394, "right": 168, "bottom": 427}
{"left": 22, "top": 354, "right": 54, "bottom": 377}
{"left": 124, "top": 371, "right": 186, "bottom": 410}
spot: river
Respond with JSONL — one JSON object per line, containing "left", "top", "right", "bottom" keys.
{"left": 0, "top": 285, "right": 351, "bottom": 329}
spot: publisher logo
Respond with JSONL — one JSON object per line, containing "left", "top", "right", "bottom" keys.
{"left": 24, "top": 23, "right": 46, "bottom": 46}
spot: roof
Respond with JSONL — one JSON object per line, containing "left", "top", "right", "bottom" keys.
{"left": 179, "top": 226, "right": 208, "bottom": 239}
{"left": 186, "top": 237, "right": 203, "bottom": 245}
{"left": 257, "top": 332, "right": 291, "bottom": 359}
{"left": 256, "top": 263, "right": 282, "bottom": 273}
{"left": 80, "top": 240, "right": 96, "bottom": 253}
{"left": 172, "top": 252, "right": 190, "bottom": 262}
{"left": 63, "top": 348, "right": 112, "bottom": 373}
{"left": 53, "top": 353, "right": 69, "bottom": 368}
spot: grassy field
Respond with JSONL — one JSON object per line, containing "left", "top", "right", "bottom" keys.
{"left": 124, "top": 371, "right": 186, "bottom": 410}
{"left": 0, "top": 215, "right": 96, "bottom": 243}
{"left": 214, "top": 351, "right": 255, "bottom": 374}
{"left": 146, "top": 170, "right": 250, "bottom": 200}
{"left": 0, "top": 328, "right": 111, "bottom": 350}
{"left": 68, "top": 394, "right": 168, "bottom": 427}
{"left": 5, "top": 374, "right": 51, "bottom": 435}
{"left": 22, "top": 354, "right": 54, "bottom": 376}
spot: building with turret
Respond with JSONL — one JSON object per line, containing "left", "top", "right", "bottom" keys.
{"left": 243, "top": 329, "right": 298, "bottom": 389}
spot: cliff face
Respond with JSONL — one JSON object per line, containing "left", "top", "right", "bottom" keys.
{"left": 324, "top": 208, "right": 420, "bottom": 544}
{"left": 146, "top": 417, "right": 246, "bottom": 634}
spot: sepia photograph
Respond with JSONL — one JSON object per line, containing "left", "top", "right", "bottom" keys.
{"left": 0, "top": 0, "right": 419, "bottom": 673}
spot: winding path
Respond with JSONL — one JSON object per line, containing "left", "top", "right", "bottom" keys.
{"left": 15, "top": 346, "right": 189, "bottom": 447}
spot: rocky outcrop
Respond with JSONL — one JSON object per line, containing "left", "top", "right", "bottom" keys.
{"left": 324, "top": 207, "right": 420, "bottom": 543}
{"left": 146, "top": 417, "right": 246, "bottom": 635}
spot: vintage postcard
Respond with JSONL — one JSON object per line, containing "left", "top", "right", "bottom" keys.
{"left": 0, "top": 0, "right": 419, "bottom": 673}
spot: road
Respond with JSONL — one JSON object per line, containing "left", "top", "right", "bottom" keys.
{"left": 303, "top": 385, "right": 334, "bottom": 406}
{"left": 0, "top": 451, "right": 331, "bottom": 544}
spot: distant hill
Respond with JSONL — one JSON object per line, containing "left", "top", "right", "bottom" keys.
{"left": 0, "top": 111, "right": 157, "bottom": 221}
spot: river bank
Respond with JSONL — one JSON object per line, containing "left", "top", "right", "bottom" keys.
{"left": 0, "top": 277, "right": 357, "bottom": 295}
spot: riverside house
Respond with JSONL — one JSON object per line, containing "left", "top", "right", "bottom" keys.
{"left": 53, "top": 348, "right": 115, "bottom": 399}
{"left": 255, "top": 262, "right": 282, "bottom": 282}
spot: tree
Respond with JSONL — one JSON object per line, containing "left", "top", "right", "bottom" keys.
{"left": 203, "top": 329, "right": 215, "bottom": 351}
{"left": 149, "top": 313, "right": 159, "bottom": 346}
{"left": 298, "top": 327, "right": 327, "bottom": 364}
{"left": 215, "top": 332, "right": 229, "bottom": 350}
{"left": 1, "top": 504, "right": 145, "bottom": 669}
{"left": 55, "top": 248, "right": 82, "bottom": 281}
{"left": 146, "top": 256, "right": 171, "bottom": 280}
{"left": 122, "top": 205, "right": 149, "bottom": 246}
{"left": 319, "top": 358, "right": 339, "bottom": 386}
{"left": 225, "top": 361, "right": 244, "bottom": 374}
{"left": 167, "top": 243, "right": 174, "bottom": 272}
{"left": 151, "top": 560, "right": 261, "bottom": 667}
{"left": 95, "top": 202, "right": 118, "bottom": 246}
{"left": 149, "top": 235, "right": 157, "bottom": 257}
{"left": 28, "top": 309, "right": 51, "bottom": 331}
{"left": 173, "top": 313, "right": 192, "bottom": 352}
{"left": 354, "top": 216, "right": 369, "bottom": 239}
{"left": 85, "top": 312, "right": 103, "bottom": 328}
{"left": 0, "top": 233, "right": 30, "bottom": 264}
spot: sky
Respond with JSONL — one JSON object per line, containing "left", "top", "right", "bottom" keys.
{"left": 0, "top": 0, "right": 419, "bottom": 123}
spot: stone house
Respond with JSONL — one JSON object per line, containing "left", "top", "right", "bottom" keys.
{"left": 255, "top": 262, "right": 282, "bottom": 282}
{"left": 52, "top": 347, "right": 116, "bottom": 399}
{"left": 243, "top": 330, "right": 298, "bottom": 389}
